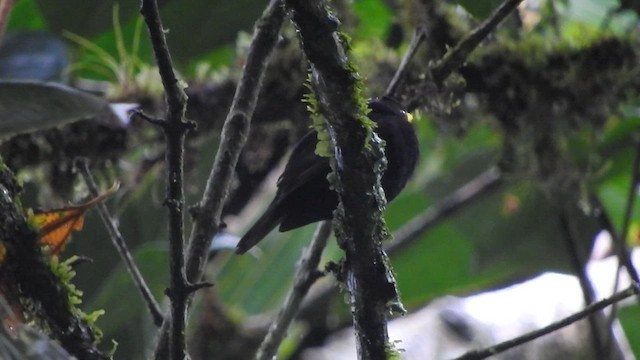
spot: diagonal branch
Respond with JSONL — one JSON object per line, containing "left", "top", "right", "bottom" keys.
{"left": 76, "top": 158, "right": 164, "bottom": 327}
{"left": 385, "top": 26, "right": 427, "bottom": 98}
{"left": 430, "top": 0, "right": 523, "bottom": 86}
{"left": 453, "top": 283, "right": 640, "bottom": 360}
{"left": 183, "top": 0, "right": 286, "bottom": 286}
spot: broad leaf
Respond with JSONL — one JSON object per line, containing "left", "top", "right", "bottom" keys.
{"left": 455, "top": 0, "right": 504, "bottom": 19}
{"left": 0, "top": 81, "right": 112, "bottom": 138}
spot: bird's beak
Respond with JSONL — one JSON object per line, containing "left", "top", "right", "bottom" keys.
{"left": 405, "top": 112, "right": 414, "bottom": 123}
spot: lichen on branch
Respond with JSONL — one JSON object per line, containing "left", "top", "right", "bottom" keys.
{"left": 285, "top": 0, "right": 402, "bottom": 358}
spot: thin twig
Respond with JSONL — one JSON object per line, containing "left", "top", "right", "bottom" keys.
{"left": 385, "top": 26, "right": 426, "bottom": 99}
{"left": 255, "top": 221, "right": 332, "bottom": 360}
{"left": 430, "top": 0, "right": 523, "bottom": 86}
{"left": 76, "top": 159, "right": 164, "bottom": 327}
{"left": 139, "top": 0, "right": 192, "bottom": 359}
{"left": 153, "top": 0, "right": 287, "bottom": 357}
{"left": 184, "top": 0, "right": 286, "bottom": 283}
{"left": 452, "top": 283, "right": 640, "bottom": 360}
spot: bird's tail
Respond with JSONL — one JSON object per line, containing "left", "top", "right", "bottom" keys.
{"left": 235, "top": 207, "right": 282, "bottom": 254}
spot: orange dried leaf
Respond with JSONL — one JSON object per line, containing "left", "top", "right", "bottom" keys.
{"left": 29, "top": 182, "right": 119, "bottom": 255}
{"left": 34, "top": 210, "right": 86, "bottom": 254}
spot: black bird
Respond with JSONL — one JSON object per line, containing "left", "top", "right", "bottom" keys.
{"left": 236, "top": 97, "right": 419, "bottom": 254}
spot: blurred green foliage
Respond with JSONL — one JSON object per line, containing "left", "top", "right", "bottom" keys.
{"left": 456, "top": 0, "right": 505, "bottom": 19}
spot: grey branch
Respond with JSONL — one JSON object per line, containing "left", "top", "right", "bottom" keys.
{"left": 453, "top": 283, "right": 640, "bottom": 360}
{"left": 76, "top": 158, "right": 164, "bottom": 327}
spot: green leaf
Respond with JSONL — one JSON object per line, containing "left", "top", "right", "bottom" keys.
{"left": 599, "top": 117, "right": 640, "bottom": 151}
{"left": 619, "top": 305, "right": 640, "bottom": 356}
{"left": 88, "top": 242, "right": 168, "bottom": 335}
{"left": 455, "top": 0, "right": 504, "bottom": 19}
{"left": 7, "top": 0, "right": 46, "bottom": 30}
{"left": 217, "top": 225, "right": 316, "bottom": 314}
{"left": 392, "top": 222, "right": 476, "bottom": 306}
{"left": 353, "top": 0, "right": 393, "bottom": 39}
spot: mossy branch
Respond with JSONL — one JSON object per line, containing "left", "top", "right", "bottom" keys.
{"left": 285, "top": 0, "right": 402, "bottom": 358}
{"left": 0, "top": 165, "right": 108, "bottom": 359}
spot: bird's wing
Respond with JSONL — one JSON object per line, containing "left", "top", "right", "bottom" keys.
{"left": 236, "top": 131, "right": 329, "bottom": 254}
{"left": 275, "top": 130, "right": 330, "bottom": 199}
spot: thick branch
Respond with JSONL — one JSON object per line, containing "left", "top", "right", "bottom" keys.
{"left": 285, "top": 1, "right": 400, "bottom": 358}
